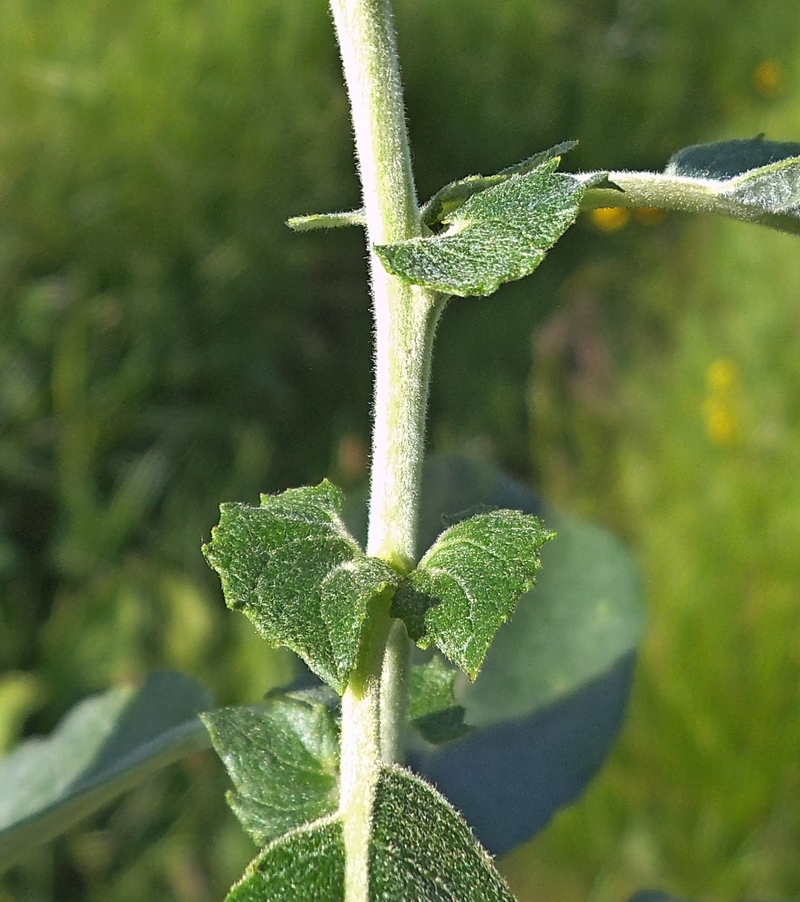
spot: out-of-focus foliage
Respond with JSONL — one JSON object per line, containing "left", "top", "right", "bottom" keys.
{"left": 1, "top": 0, "right": 799, "bottom": 899}
{"left": 511, "top": 76, "right": 800, "bottom": 902}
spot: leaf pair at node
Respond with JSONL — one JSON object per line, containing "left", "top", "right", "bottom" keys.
{"left": 202, "top": 481, "right": 554, "bottom": 695}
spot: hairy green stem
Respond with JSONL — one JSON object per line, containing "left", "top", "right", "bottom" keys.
{"left": 328, "top": 1, "right": 441, "bottom": 900}
{"left": 582, "top": 170, "right": 800, "bottom": 235}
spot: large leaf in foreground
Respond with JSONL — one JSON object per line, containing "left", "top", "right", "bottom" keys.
{"left": 370, "top": 766, "right": 515, "bottom": 901}
{"left": 226, "top": 815, "right": 344, "bottom": 902}
{"left": 375, "top": 158, "right": 600, "bottom": 298}
{"left": 405, "top": 455, "right": 644, "bottom": 855}
{"left": 227, "top": 767, "right": 514, "bottom": 902}
{"left": 203, "top": 481, "right": 400, "bottom": 693}
{"left": 0, "top": 671, "right": 211, "bottom": 873}
{"left": 201, "top": 695, "right": 339, "bottom": 846}
{"left": 394, "top": 510, "right": 553, "bottom": 678}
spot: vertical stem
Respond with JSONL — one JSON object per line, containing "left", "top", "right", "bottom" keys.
{"left": 328, "top": 2, "right": 441, "bottom": 901}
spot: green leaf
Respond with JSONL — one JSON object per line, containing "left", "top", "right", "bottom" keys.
{"left": 0, "top": 672, "right": 212, "bottom": 873}
{"left": 226, "top": 768, "right": 515, "bottom": 902}
{"left": 665, "top": 136, "right": 800, "bottom": 180}
{"left": 203, "top": 481, "right": 400, "bottom": 693}
{"left": 408, "top": 656, "right": 470, "bottom": 745}
{"left": 226, "top": 815, "right": 344, "bottom": 902}
{"left": 393, "top": 510, "right": 554, "bottom": 678}
{"left": 370, "top": 766, "right": 516, "bottom": 902}
{"left": 583, "top": 136, "right": 800, "bottom": 237}
{"left": 461, "top": 505, "right": 644, "bottom": 723}
{"left": 201, "top": 696, "right": 339, "bottom": 847}
{"left": 420, "top": 141, "right": 577, "bottom": 228}
{"left": 375, "top": 158, "right": 602, "bottom": 298}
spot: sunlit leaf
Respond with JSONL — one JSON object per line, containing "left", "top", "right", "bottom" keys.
{"left": 394, "top": 509, "right": 554, "bottom": 678}
{"left": 370, "top": 766, "right": 515, "bottom": 902}
{"left": 203, "top": 481, "right": 400, "bottom": 693}
{"left": 226, "top": 815, "right": 344, "bottom": 902}
{"left": 420, "top": 141, "right": 577, "bottom": 228}
{"left": 376, "top": 158, "right": 603, "bottom": 297}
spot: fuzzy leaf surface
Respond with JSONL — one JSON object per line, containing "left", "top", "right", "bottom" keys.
{"left": 287, "top": 209, "right": 366, "bottom": 231}
{"left": 420, "top": 141, "right": 577, "bottom": 228}
{"left": 393, "top": 510, "right": 554, "bottom": 678}
{"left": 370, "top": 766, "right": 516, "bottom": 902}
{"left": 201, "top": 696, "right": 339, "bottom": 846}
{"left": 408, "top": 656, "right": 470, "bottom": 745}
{"left": 226, "top": 816, "right": 344, "bottom": 902}
{"left": 0, "top": 672, "right": 211, "bottom": 873}
{"left": 375, "top": 158, "right": 598, "bottom": 298}
{"left": 226, "top": 768, "right": 516, "bottom": 902}
{"left": 203, "top": 481, "right": 400, "bottom": 693}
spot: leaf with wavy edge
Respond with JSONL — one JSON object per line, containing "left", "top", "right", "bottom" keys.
{"left": 393, "top": 509, "right": 554, "bottom": 678}
{"left": 203, "top": 481, "right": 400, "bottom": 694}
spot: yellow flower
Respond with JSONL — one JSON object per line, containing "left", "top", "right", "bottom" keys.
{"left": 703, "top": 359, "right": 741, "bottom": 446}
{"left": 590, "top": 206, "right": 631, "bottom": 232}
{"left": 753, "top": 60, "right": 785, "bottom": 98}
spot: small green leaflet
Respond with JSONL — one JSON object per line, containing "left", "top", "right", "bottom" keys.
{"left": 287, "top": 209, "right": 366, "bottom": 231}
{"left": 201, "top": 696, "right": 339, "bottom": 847}
{"left": 409, "top": 656, "right": 470, "bottom": 745}
{"left": 376, "top": 158, "right": 604, "bottom": 298}
{"left": 285, "top": 143, "right": 577, "bottom": 234}
{"left": 393, "top": 510, "right": 554, "bottom": 679}
{"left": 203, "top": 481, "right": 401, "bottom": 694}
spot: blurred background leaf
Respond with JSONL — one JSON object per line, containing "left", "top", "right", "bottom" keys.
{"left": 1, "top": 0, "right": 799, "bottom": 899}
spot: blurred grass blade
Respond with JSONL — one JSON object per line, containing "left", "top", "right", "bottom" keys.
{"left": 0, "top": 671, "right": 212, "bottom": 873}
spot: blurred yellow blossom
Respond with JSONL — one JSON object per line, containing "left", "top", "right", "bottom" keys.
{"left": 703, "top": 358, "right": 741, "bottom": 446}
{"left": 753, "top": 60, "right": 786, "bottom": 98}
{"left": 590, "top": 206, "right": 631, "bottom": 231}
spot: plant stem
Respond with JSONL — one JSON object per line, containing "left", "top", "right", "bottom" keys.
{"left": 582, "top": 171, "right": 800, "bottom": 235}
{"left": 328, "top": 1, "right": 442, "bottom": 900}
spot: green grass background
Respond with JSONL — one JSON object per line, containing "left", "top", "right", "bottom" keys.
{"left": 1, "top": 0, "right": 799, "bottom": 899}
